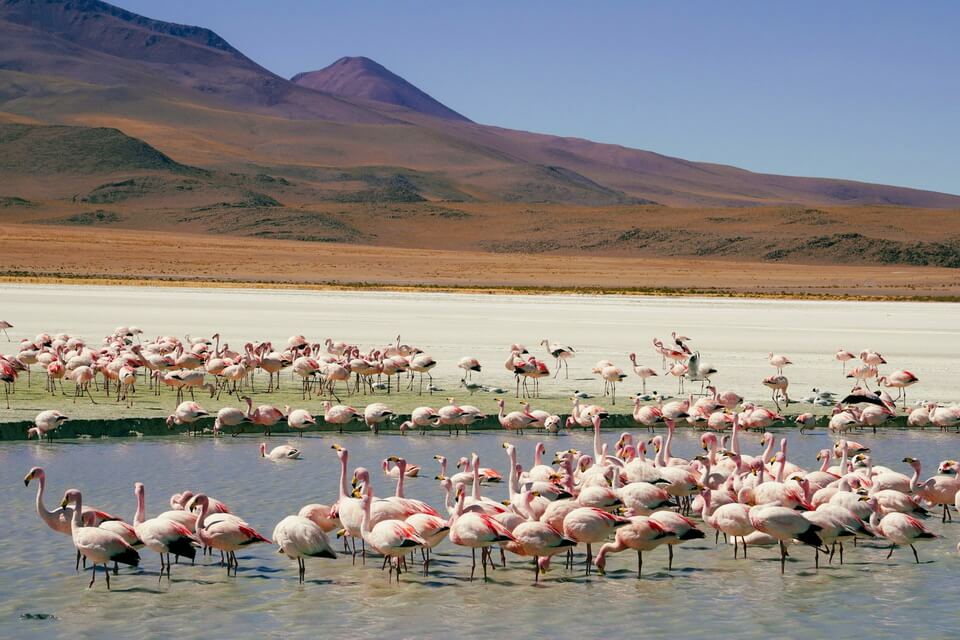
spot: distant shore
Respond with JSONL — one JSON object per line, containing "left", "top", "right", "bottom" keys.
{"left": 2, "top": 274, "right": 958, "bottom": 303}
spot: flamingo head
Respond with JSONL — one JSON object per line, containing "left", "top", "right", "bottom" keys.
{"left": 23, "top": 466, "right": 43, "bottom": 486}
{"left": 59, "top": 489, "right": 81, "bottom": 509}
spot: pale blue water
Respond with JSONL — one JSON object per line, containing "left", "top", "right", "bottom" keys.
{"left": 3, "top": 429, "right": 959, "bottom": 639}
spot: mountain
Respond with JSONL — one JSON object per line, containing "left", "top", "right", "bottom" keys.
{"left": 0, "top": 0, "right": 958, "bottom": 214}
{"left": 292, "top": 56, "right": 470, "bottom": 122}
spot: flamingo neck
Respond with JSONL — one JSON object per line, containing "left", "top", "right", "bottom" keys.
{"left": 819, "top": 454, "right": 830, "bottom": 473}
{"left": 395, "top": 464, "right": 406, "bottom": 498}
{"left": 909, "top": 463, "right": 920, "bottom": 492}
{"left": 761, "top": 436, "right": 774, "bottom": 462}
{"left": 472, "top": 457, "right": 482, "bottom": 500}
{"left": 775, "top": 459, "right": 786, "bottom": 484}
{"left": 730, "top": 418, "right": 741, "bottom": 454}
{"left": 69, "top": 493, "right": 83, "bottom": 531}
{"left": 338, "top": 453, "right": 350, "bottom": 501}
{"left": 593, "top": 421, "right": 602, "bottom": 461}
{"left": 135, "top": 488, "right": 146, "bottom": 525}
{"left": 534, "top": 445, "right": 543, "bottom": 467}
{"left": 664, "top": 424, "right": 674, "bottom": 460}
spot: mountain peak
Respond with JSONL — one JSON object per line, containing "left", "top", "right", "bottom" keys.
{"left": 292, "top": 56, "right": 471, "bottom": 122}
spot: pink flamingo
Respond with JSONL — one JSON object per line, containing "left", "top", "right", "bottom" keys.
{"left": 835, "top": 348, "right": 856, "bottom": 373}
{"left": 594, "top": 516, "right": 673, "bottom": 577}
{"left": 449, "top": 485, "right": 516, "bottom": 581}
{"left": 285, "top": 406, "right": 316, "bottom": 436}
{"left": 496, "top": 398, "right": 535, "bottom": 434}
{"left": 27, "top": 409, "right": 68, "bottom": 441}
{"left": 628, "top": 353, "right": 657, "bottom": 393}
{"left": 133, "top": 482, "right": 197, "bottom": 581}
{"left": 241, "top": 396, "right": 284, "bottom": 436}
{"left": 193, "top": 494, "right": 269, "bottom": 575}
{"left": 457, "top": 356, "right": 482, "bottom": 380}
{"left": 767, "top": 352, "right": 792, "bottom": 375}
{"left": 60, "top": 489, "right": 140, "bottom": 589}
{"left": 321, "top": 400, "right": 360, "bottom": 434}
{"left": 541, "top": 339, "right": 575, "bottom": 379}
{"left": 878, "top": 370, "right": 919, "bottom": 407}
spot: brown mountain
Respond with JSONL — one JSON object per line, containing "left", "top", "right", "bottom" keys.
{"left": 0, "top": 0, "right": 958, "bottom": 219}
{"left": 292, "top": 56, "right": 470, "bottom": 122}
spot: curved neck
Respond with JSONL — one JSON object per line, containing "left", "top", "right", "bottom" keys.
{"left": 69, "top": 493, "right": 83, "bottom": 530}
{"left": 534, "top": 445, "right": 543, "bottom": 467}
{"left": 909, "top": 463, "right": 920, "bottom": 491}
{"left": 761, "top": 436, "right": 774, "bottom": 462}
{"left": 653, "top": 438, "right": 666, "bottom": 467}
{"left": 33, "top": 474, "right": 53, "bottom": 521}
{"left": 819, "top": 453, "right": 830, "bottom": 473}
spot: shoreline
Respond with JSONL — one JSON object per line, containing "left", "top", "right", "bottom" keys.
{"left": 2, "top": 274, "right": 958, "bottom": 303}
{"left": 0, "top": 414, "right": 913, "bottom": 441}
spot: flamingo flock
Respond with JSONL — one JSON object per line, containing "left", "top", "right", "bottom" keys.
{"left": 24, "top": 411, "right": 960, "bottom": 591}
{"left": 1, "top": 324, "right": 950, "bottom": 442}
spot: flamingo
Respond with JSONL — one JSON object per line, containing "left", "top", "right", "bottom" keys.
{"left": 835, "top": 348, "right": 856, "bottom": 373}
{"left": 457, "top": 356, "right": 482, "bottom": 380}
{"left": 866, "top": 498, "right": 936, "bottom": 563}
{"left": 878, "top": 370, "right": 919, "bottom": 407}
{"left": 594, "top": 516, "right": 674, "bottom": 577}
{"left": 768, "top": 352, "right": 792, "bottom": 375}
{"left": 132, "top": 483, "right": 197, "bottom": 581}
{"left": 193, "top": 494, "right": 269, "bottom": 575}
{"left": 60, "top": 489, "right": 140, "bottom": 589}
{"left": 496, "top": 398, "right": 535, "bottom": 434}
{"left": 541, "top": 339, "right": 575, "bottom": 378}
{"left": 166, "top": 401, "right": 209, "bottom": 435}
{"left": 213, "top": 404, "right": 250, "bottom": 436}
{"left": 0, "top": 319, "right": 11, "bottom": 340}
{"left": 260, "top": 442, "right": 301, "bottom": 461}
{"left": 273, "top": 515, "right": 337, "bottom": 583}
{"left": 562, "top": 506, "right": 631, "bottom": 574}
{"left": 762, "top": 375, "right": 790, "bottom": 411}
{"left": 242, "top": 396, "right": 284, "bottom": 436}
{"left": 449, "top": 485, "right": 516, "bottom": 580}
{"left": 321, "top": 401, "right": 360, "bottom": 434}
{"left": 628, "top": 353, "right": 658, "bottom": 393}
{"left": 363, "top": 402, "right": 394, "bottom": 434}
{"left": 27, "top": 409, "right": 68, "bottom": 440}
{"left": 748, "top": 504, "right": 824, "bottom": 573}
{"left": 24, "top": 466, "right": 119, "bottom": 569}
{"left": 357, "top": 489, "right": 426, "bottom": 582}
{"left": 285, "top": 406, "right": 316, "bottom": 436}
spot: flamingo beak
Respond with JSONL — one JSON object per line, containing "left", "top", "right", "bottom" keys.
{"left": 60, "top": 497, "right": 69, "bottom": 508}
{"left": 386, "top": 455, "right": 399, "bottom": 462}
{"left": 350, "top": 488, "right": 362, "bottom": 499}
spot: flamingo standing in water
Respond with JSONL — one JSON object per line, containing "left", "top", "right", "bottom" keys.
{"left": 27, "top": 410, "right": 68, "bottom": 440}
{"left": 242, "top": 396, "right": 284, "bottom": 436}
{"left": 273, "top": 515, "right": 337, "bottom": 583}
{"left": 193, "top": 494, "right": 270, "bottom": 575}
{"left": 449, "top": 485, "right": 516, "bottom": 581}
{"left": 132, "top": 482, "right": 197, "bottom": 582}
{"left": 496, "top": 398, "right": 535, "bottom": 434}
{"left": 357, "top": 489, "right": 426, "bottom": 582}
{"left": 60, "top": 489, "right": 140, "bottom": 589}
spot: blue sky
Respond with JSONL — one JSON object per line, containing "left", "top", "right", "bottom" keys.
{"left": 115, "top": 1, "right": 959, "bottom": 195}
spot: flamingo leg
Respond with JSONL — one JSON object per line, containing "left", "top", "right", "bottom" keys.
{"left": 637, "top": 550, "right": 643, "bottom": 578}
{"left": 779, "top": 541, "right": 786, "bottom": 574}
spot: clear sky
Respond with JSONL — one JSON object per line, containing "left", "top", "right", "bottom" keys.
{"left": 113, "top": 0, "right": 959, "bottom": 195}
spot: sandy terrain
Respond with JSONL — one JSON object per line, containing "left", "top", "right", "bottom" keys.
{"left": 2, "top": 223, "right": 958, "bottom": 299}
